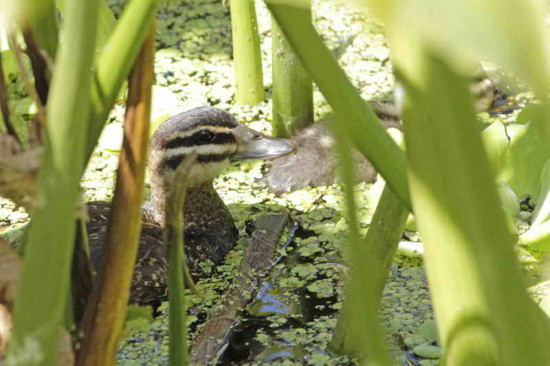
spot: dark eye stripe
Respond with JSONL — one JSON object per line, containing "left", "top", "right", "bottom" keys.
{"left": 197, "top": 154, "right": 230, "bottom": 163}
{"left": 161, "top": 155, "right": 186, "bottom": 170}
{"left": 161, "top": 153, "right": 229, "bottom": 170}
{"left": 163, "top": 132, "right": 236, "bottom": 149}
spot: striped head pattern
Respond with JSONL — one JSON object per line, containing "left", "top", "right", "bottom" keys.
{"left": 149, "top": 106, "right": 296, "bottom": 189}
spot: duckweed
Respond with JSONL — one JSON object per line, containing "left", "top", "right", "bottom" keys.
{"left": 0, "top": 0, "right": 540, "bottom": 365}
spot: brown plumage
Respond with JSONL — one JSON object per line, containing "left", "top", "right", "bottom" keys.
{"left": 87, "top": 106, "right": 295, "bottom": 307}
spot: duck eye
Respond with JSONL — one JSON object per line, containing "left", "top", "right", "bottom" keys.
{"left": 252, "top": 133, "right": 262, "bottom": 140}
{"left": 196, "top": 130, "right": 215, "bottom": 144}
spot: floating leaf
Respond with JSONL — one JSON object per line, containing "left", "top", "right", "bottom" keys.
{"left": 413, "top": 343, "right": 443, "bottom": 359}
{"left": 418, "top": 320, "right": 439, "bottom": 343}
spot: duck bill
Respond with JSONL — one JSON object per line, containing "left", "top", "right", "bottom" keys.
{"left": 231, "top": 125, "right": 296, "bottom": 160}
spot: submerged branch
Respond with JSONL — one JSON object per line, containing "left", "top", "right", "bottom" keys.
{"left": 189, "top": 212, "right": 290, "bottom": 365}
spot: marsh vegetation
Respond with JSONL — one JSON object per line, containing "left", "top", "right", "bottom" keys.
{"left": 1, "top": 0, "right": 550, "bottom": 365}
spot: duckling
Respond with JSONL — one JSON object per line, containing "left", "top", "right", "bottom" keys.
{"left": 87, "top": 106, "right": 295, "bottom": 307}
{"left": 266, "top": 76, "right": 502, "bottom": 194}
{"left": 265, "top": 102, "right": 399, "bottom": 194}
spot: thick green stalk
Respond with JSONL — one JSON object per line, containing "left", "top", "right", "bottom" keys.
{"left": 6, "top": 0, "right": 97, "bottom": 364}
{"left": 84, "top": 0, "right": 157, "bottom": 163}
{"left": 395, "top": 43, "right": 550, "bottom": 365}
{"left": 331, "top": 184, "right": 408, "bottom": 363}
{"left": 271, "top": 14, "right": 313, "bottom": 137}
{"left": 265, "top": 0, "right": 410, "bottom": 209}
{"left": 230, "top": 0, "right": 264, "bottom": 105}
{"left": 165, "top": 153, "right": 197, "bottom": 366}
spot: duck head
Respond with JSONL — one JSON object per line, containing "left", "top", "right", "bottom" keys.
{"left": 149, "top": 106, "right": 296, "bottom": 189}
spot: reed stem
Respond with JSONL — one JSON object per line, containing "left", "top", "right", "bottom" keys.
{"left": 331, "top": 184, "right": 408, "bottom": 363}
{"left": 271, "top": 14, "right": 313, "bottom": 137}
{"left": 265, "top": 0, "right": 410, "bottom": 209}
{"left": 165, "top": 152, "right": 197, "bottom": 366}
{"left": 230, "top": 0, "right": 264, "bottom": 105}
{"left": 76, "top": 24, "right": 154, "bottom": 366}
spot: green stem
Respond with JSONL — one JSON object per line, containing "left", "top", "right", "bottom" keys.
{"left": 271, "top": 14, "right": 313, "bottom": 137}
{"left": 264, "top": 0, "right": 410, "bottom": 209}
{"left": 331, "top": 183, "right": 408, "bottom": 364}
{"left": 230, "top": 0, "right": 264, "bottom": 105}
{"left": 6, "top": 0, "right": 98, "bottom": 363}
{"left": 396, "top": 43, "right": 550, "bottom": 365}
{"left": 165, "top": 152, "right": 197, "bottom": 366}
{"left": 84, "top": 0, "right": 158, "bottom": 164}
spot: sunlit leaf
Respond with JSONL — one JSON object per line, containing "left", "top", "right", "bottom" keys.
{"left": 532, "top": 159, "right": 550, "bottom": 225}
{"left": 481, "top": 122, "right": 509, "bottom": 177}
{"left": 363, "top": 0, "right": 550, "bottom": 96}
{"left": 502, "top": 105, "right": 550, "bottom": 202}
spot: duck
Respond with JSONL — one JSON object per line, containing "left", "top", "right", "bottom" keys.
{"left": 86, "top": 106, "right": 296, "bottom": 307}
{"left": 266, "top": 75, "right": 502, "bottom": 194}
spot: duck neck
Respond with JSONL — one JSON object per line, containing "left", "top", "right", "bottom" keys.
{"left": 148, "top": 176, "right": 238, "bottom": 272}
{"left": 150, "top": 176, "right": 232, "bottom": 230}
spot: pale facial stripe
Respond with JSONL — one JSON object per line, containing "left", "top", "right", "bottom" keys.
{"left": 163, "top": 126, "right": 233, "bottom": 148}
{"left": 163, "top": 143, "right": 235, "bottom": 159}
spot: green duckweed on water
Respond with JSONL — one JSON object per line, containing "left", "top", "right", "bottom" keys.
{"left": 0, "top": 0, "right": 547, "bottom": 365}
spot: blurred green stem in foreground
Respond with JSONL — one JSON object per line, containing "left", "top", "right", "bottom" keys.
{"left": 7, "top": 0, "right": 98, "bottom": 363}
{"left": 230, "top": 0, "right": 265, "bottom": 105}
{"left": 395, "top": 40, "right": 550, "bottom": 364}
{"left": 331, "top": 184, "right": 408, "bottom": 364}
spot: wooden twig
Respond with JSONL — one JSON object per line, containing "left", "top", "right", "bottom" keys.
{"left": 71, "top": 216, "right": 94, "bottom": 325}
{"left": 22, "top": 27, "right": 51, "bottom": 106}
{"left": 7, "top": 33, "right": 47, "bottom": 129}
{"left": 76, "top": 25, "right": 154, "bottom": 366}
{"left": 189, "top": 212, "right": 290, "bottom": 365}
{"left": 0, "top": 53, "right": 20, "bottom": 144}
